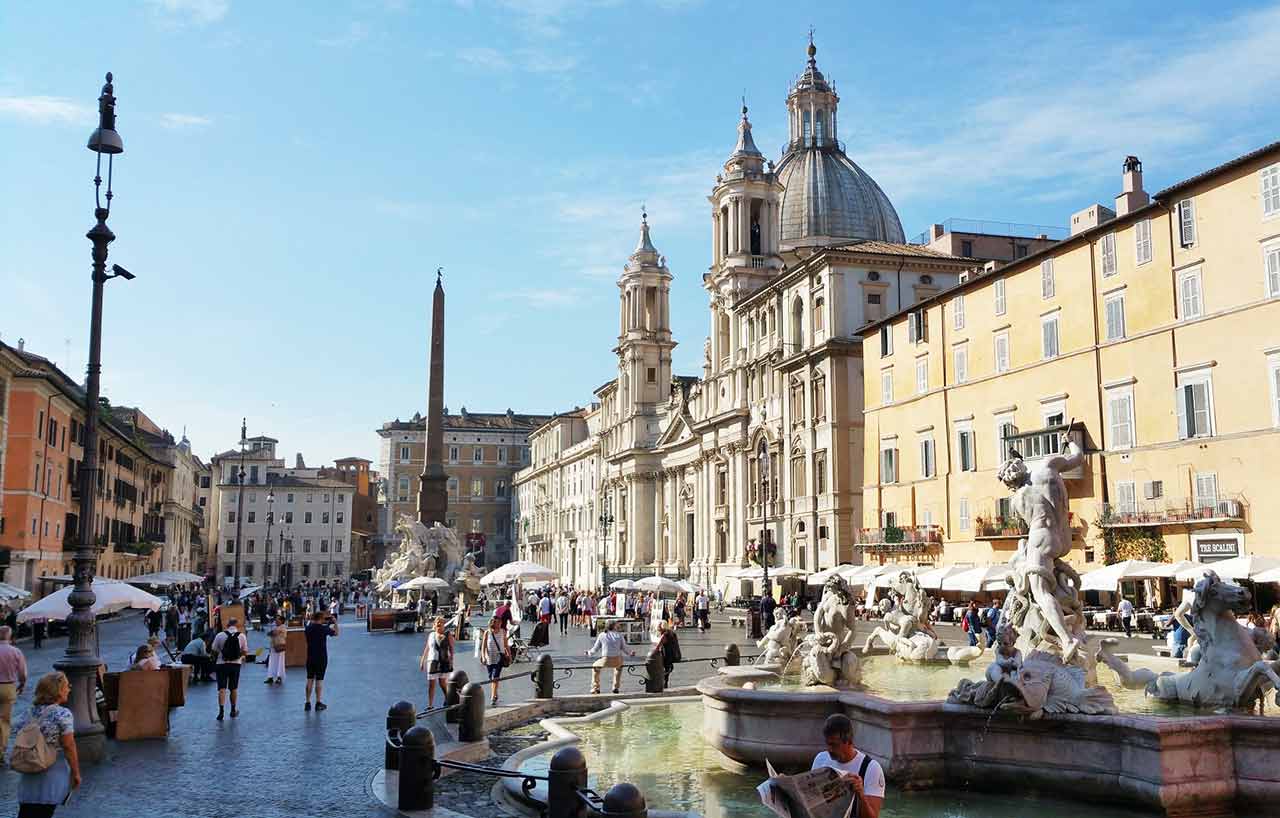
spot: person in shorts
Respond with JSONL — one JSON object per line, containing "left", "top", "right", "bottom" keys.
{"left": 418, "top": 616, "right": 454, "bottom": 708}
{"left": 478, "top": 616, "right": 510, "bottom": 706}
{"left": 210, "top": 618, "right": 249, "bottom": 721}
{"left": 303, "top": 610, "right": 338, "bottom": 711}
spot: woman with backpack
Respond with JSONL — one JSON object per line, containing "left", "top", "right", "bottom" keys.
{"left": 12, "top": 671, "right": 81, "bottom": 816}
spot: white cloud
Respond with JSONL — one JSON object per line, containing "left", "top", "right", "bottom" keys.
{"left": 0, "top": 96, "right": 90, "bottom": 124}
{"left": 455, "top": 46, "right": 578, "bottom": 74}
{"left": 318, "top": 21, "right": 371, "bottom": 48}
{"left": 159, "top": 112, "right": 213, "bottom": 129}
{"left": 498, "top": 288, "right": 589, "bottom": 307}
{"left": 145, "top": 0, "right": 229, "bottom": 25}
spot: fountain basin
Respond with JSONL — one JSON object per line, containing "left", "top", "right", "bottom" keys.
{"left": 698, "top": 673, "right": 1280, "bottom": 817}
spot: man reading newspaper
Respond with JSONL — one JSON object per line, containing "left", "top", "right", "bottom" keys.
{"left": 758, "top": 714, "right": 885, "bottom": 818}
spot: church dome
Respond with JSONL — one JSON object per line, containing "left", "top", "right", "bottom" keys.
{"left": 775, "top": 148, "right": 906, "bottom": 247}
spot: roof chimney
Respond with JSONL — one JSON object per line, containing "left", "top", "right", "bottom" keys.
{"left": 295, "top": 453, "right": 306, "bottom": 469}
{"left": 17, "top": 337, "right": 24, "bottom": 352}
{"left": 1115, "top": 155, "right": 1149, "bottom": 217}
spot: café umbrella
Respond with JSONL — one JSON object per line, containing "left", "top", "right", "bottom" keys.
{"left": 1175, "top": 555, "right": 1280, "bottom": 582}
{"left": 634, "top": 576, "right": 683, "bottom": 594}
{"left": 398, "top": 576, "right": 451, "bottom": 593}
{"left": 480, "top": 561, "right": 558, "bottom": 586}
{"left": 1079, "top": 560, "right": 1167, "bottom": 592}
{"left": 18, "top": 578, "right": 162, "bottom": 623}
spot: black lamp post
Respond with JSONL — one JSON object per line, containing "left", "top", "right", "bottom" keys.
{"left": 264, "top": 489, "right": 274, "bottom": 585}
{"left": 56, "top": 72, "right": 130, "bottom": 761}
{"left": 232, "top": 419, "right": 247, "bottom": 590}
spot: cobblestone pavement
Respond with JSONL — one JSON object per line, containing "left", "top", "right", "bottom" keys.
{"left": 0, "top": 610, "right": 1168, "bottom": 817}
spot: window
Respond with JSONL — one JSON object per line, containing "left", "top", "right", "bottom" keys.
{"left": 448, "top": 477, "right": 458, "bottom": 497}
{"left": 227, "top": 511, "right": 236, "bottom": 524}
{"left": 1041, "top": 314, "right": 1060, "bottom": 359}
{"left": 399, "top": 446, "right": 410, "bottom": 463}
{"left": 953, "top": 345, "right": 969, "bottom": 384}
{"left": 1178, "top": 198, "right": 1196, "bottom": 246}
{"left": 1194, "top": 472, "right": 1219, "bottom": 509}
{"left": 956, "top": 423, "right": 976, "bottom": 472}
{"left": 498, "top": 447, "right": 507, "bottom": 463}
{"left": 880, "top": 368, "right": 893, "bottom": 405}
{"left": 1264, "top": 163, "right": 1280, "bottom": 218}
{"left": 918, "top": 436, "right": 936, "bottom": 479}
{"left": 961, "top": 239, "right": 973, "bottom": 257}
{"left": 1135, "top": 218, "right": 1153, "bottom": 265}
{"left": 814, "top": 451, "right": 827, "bottom": 494}
{"left": 225, "top": 539, "right": 234, "bottom": 554}
{"left": 471, "top": 517, "right": 483, "bottom": 533}
{"left": 814, "top": 297, "right": 825, "bottom": 332}
{"left": 247, "top": 539, "right": 255, "bottom": 554}
{"left": 303, "top": 539, "right": 312, "bottom": 552}
{"left": 397, "top": 477, "right": 409, "bottom": 502}
{"left": 953, "top": 294, "right": 965, "bottom": 330}
{"left": 915, "top": 356, "right": 929, "bottom": 394}
{"left": 812, "top": 376, "right": 827, "bottom": 422}
{"left": 199, "top": 497, "right": 207, "bottom": 507}
{"left": 1040, "top": 259, "right": 1055, "bottom": 299}
{"left": 879, "top": 442, "right": 898, "bottom": 484}
{"left": 249, "top": 465, "right": 259, "bottom": 484}
{"left": 958, "top": 497, "right": 971, "bottom": 531}
{"left": 449, "top": 446, "right": 459, "bottom": 462}
{"left": 301, "top": 563, "right": 311, "bottom": 577}
{"left": 1269, "top": 354, "right": 1280, "bottom": 427}
{"left": 320, "top": 539, "right": 328, "bottom": 552}
{"left": 247, "top": 511, "right": 256, "bottom": 524}
{"left": 790, "top": 455, "right": 806, "bottom": 497}
{"left": 321, "top": 511, "right": 330, "bottom": 524}
{"left": 994, "top": 331, "right": 1011, "bottom": 373}
{"left": 908, "top": 310, "right": 927, "bottom": 343}
{"left": 1104, "top": 291, "right": 1126, "bottom": 340}
{"left": 995, "top": 416, "right": 1018, "bottom": 462}
{"left": 1100, "top": 232, "right": 1117, "bottom": 277}
{"left": 304, "top": 511, "right": 313, "bottom": 524}
{"left": 471, "top": 478, "right": 483, "bottom": 497}
{"left": 1176, "top": 369, "right": 1215, "bottom": 439}
{"left": 879, "top": 325, "right": 893, "bottom": 356}
{"left": 1179, "top": 267, "right": 1203, "bottom": 319}
{"left": 337, "top": 493, "right": 344, "bottom": 504}
{"left": 1265, "top": 242, "right": 1280, "bottom": 298}
{"left": 1107, "top": 386, "right": 1135, "bottom": 449}
{"left": 284, "top": 511, "right": 293, "bottom": 524}
{"left": 473, "top": 447, "right": 484, "bottom": 463}
{"left": 1115, "top": 481, "right": 1137, "bottom": 514}
{"left": 994, "top": 279, "right": 1006, "bottom": 315}
{"left": 307, "top": 493, "right": 314, "bottom": 503}
{"left": 646, "top": 367, "right": 656, "bottom": 383}
{"left": 495, "top": 480, "right": 507, "bottom": 498}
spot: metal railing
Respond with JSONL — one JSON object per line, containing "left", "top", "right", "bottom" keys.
{"left": 1099, "top": 496, "right": 1245, "bottom": 527}
{"left": 907, "top": 217, "right": 1069, "bottom": 246}
{"left": 855, "top": 525, "right": 943, "bottom": 545}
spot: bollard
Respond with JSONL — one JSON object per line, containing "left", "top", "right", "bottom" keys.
{"left": 385, "top": 700, "right": 417, "bottom": 771}
{"left": 397, "top": 725, "right": 436, "bottom": 811}
{"left": 458, "top": 681, "right": 488, "bottom": 743}
{"left": 644, "top": 649, "right": 665, "bottom": 693}
{"left": 535, "top": 653, "right": 555, "bottom": 699}
{"left": 601, "top": 782, "right": 647, "bottom": 818}
{"left": 445, "top": 670, "right": 469, "bottom": 724}
{"left": 724, "top": 643, "right": 740, "bottom": 667}
{"left": 547, "top": 746, "right": 588, "bottom": 818}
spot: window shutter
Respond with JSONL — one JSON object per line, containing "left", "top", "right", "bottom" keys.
{"left": 1267, "top": 247, "right": 1280, "bottom": 297}
{"left": 1263, "top": 165, "right": 1280, "bottom": 216}
{"left": 920, "top": 310, "right": 928, "bottom": 342}
{"left": 1177, "top": 384, "right": 1196, "bottom": 438}
{"left": 1179, "top": 199, "right": 1196, "bottom": 246}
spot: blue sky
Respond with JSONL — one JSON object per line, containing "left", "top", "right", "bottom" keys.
{"left": 3, "top": 0, "right": 1279, "bottom": 470}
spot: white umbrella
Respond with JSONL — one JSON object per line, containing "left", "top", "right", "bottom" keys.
{"left": 609, "top": 579, "right": 638, "bottom": 590}
{"left": 807, "top": 565, "right": 854, "bottom": 586}
{"left": 18, "top": 579, "right": 162, "bottom": 623}
{"left": 915, "top": 565, "right": 966, "bottom": 590}
{"left": 1079, "top": 560, "right": 1167, "bottom": 592}
{"left": 1252, "top": 566, "right": 1280, "bottom": 583}
{"left": 634, "top": 576, "right": 683, "bottom": 594}
{"left": 942, "top": 565, "right": 1012, "bottom": 593}
{"left": 399, "top": 576, "right": 451, "bottom": 592}
{"left": 675, "top": 580, "right": 702, "bottom": 593}
{"left": 1175, "top": 555, "right": 1280, "bottom": 582}
{"left": 0, "top": 583, "right": 31, "bottom": 602}
{"left": 238, "top": 585, "right": 262, "bottom": 600}
{"left": 127, "top": 570, "right": 204, "bottom": 586}
{"left": 1145, "top": 560, "right": 1202, "bottom": 579}
{"left": 731, "top": 565, "right": 808, "bottom": 581}
{"left": 869, "top": 566, "right": 925, "bottom": 591}
{"left": 480, "top": 561, "right": 558, "bottom": 586}
{"left": 840, "top": 564, "right": 889, "bottom": 588}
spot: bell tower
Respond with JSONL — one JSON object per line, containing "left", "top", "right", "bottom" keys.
{"left": 615, "top": 211, "right": 675, "bottom": 443}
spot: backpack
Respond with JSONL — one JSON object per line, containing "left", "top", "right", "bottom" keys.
{"left": 220, "top": 630, "right": 243, "bottom": 662}
{"left": 10, "top": 718, "right": 56, "bottom": 774}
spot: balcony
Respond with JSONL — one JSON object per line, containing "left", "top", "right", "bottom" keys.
{"left": 749, "top": 255, "right": 767, "bottom": 269}
{"left": 975, "top": 516, "right": 1030, "bottom": 540}
{"left": 1099, "top": 496, "right": 1245, "bottom": 528}
{"left": 1002, "top": 424, "right": 1086, "bottom": 479}
{"left": 855, "top": 525, "right": 943, "bottom": 555}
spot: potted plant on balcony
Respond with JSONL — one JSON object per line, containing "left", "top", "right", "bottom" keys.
{"left": 884, "top": 524, "right": 905, "bottom": 544}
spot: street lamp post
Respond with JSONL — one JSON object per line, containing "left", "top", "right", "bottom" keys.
{"left": 760, "top": 448, "right": 772, "bottom": 599}
{"left": 264, "top": 489, "right": 274, "bottom": 586}
{"left": 232, "top": 419, "right": 247, "bottom": 590}
{"left": 598, "top": 508, "right": 614, "bottom": 588}
{"left": 56, "top": 72, "right": 129, "bottom": 760}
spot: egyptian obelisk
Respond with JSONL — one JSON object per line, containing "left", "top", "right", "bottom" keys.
{"left": 418, "top": 268, "right": 449, "bottom": 526}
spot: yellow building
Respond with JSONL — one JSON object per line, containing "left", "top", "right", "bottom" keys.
{"left": 859, "top": 142, "right": 1280, "bottom": 574}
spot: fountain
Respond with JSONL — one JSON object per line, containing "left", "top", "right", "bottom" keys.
{"left": 373, "top": 514, "right": 483, "bottom": 605}
{"left": 695, "top": 435, "right": 1280, "bottom": 816}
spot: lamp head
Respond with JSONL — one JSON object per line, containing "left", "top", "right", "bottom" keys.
{"left": 87, "top": 72, "right": 123, "bottom": 155}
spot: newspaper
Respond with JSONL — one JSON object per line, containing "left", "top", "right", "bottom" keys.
{"left": 756, "top": 759, "right": 858, "bottom": 818}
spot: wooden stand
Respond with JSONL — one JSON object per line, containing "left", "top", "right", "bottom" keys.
{"left": 285, "top": 628, "right": 308, "bottom": 668}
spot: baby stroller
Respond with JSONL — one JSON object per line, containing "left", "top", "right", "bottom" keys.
{"left": 507, "top": 634, "right": 533, "bottom": 663}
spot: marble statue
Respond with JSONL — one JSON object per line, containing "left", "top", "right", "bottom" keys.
{"left": 799, "top": 576, "right": 861, "bottom": 688}
{"left": 755, "top": 615, "right": 806, "bottom": 670}
{"left": 373, "top": 514, "right": 468, "bottom": 600}
{"left": 949, "top": 622, "right": 1116, "bottom": 718}
{"left": 862, "top": 570, "right": 941, "bottom": 662}
{"left": 1099, "top": 570, "right": 1280, "bottom": 710}
{"left": 455, "top": 549, "right": 483, "bottom": 604}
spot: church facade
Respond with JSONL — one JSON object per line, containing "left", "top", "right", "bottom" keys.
{"left": 515, "top": 42, "right": 975, "bottom": 592}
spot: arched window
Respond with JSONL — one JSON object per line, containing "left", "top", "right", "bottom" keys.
{"left": 747, "top": 316, "right": 755, "bottom": 345}
{"left": 792, "top": 297, "right": 804, "bottom": 349}
{"left": 815, "top": 110, "right": 825, "bottom": 142}
{"left": 802, "top": 110, "right": 811, "bottom": 139}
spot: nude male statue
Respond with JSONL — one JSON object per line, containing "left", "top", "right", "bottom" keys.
{"left": 997, "top": 433, "right": 1085, "bottom": 663}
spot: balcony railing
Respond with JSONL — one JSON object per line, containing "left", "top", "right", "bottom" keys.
{"left": 975, "top": 516, "right": 1030, "bottom": 539}
{"left": 1099, "top": 496, "right": 1245, "bottom": 528}
{"left": 749, "top": 255, "right": 767, "bottom": 269}
{"left": 855, "top": 525, "right": 943, "bottom": 554}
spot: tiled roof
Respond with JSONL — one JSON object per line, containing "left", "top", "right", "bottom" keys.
{"left": 380, "top": 410, "right": 554, "bottom": 433}
{"left": 1156, "top": 140, "right": 1280, "bottom": 199}
{"left": 826, "top": 240, "right": 975, "bottom": 260}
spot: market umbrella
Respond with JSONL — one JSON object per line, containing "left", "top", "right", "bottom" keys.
{"left": 1252, "top": 566, "right": 1280, "bottom": 583}
{"left": 806, "top": 565, "right": 854, "bottom": 586}
{"left": 634, "top": 576, "right": 683, "bottom": 594}
{"left": 915, "top": 565, "right": 967, "bottom": 591}
{"left": 869, "top": 566, "right": 925, "bottom": 591}
{"left": 398, "top": 576, "right": 451, "bottom": 592}
{"left": 942, "top": 565, "right": 1013, "bottom": 593}
{"left": 480, "top": 561, "right": 558, "bottom": 586}
{"left": 730, "top": 565, "right": 808, "bottom": 581}
{"left": 1174, "top": 555, "right": 1280, "bottom": 582}
{"left": 609, "top": 579, "right": 638, "bottom": 590}
{"left": 0, "top": 582, "right": 31, "bottom": 602}
{"left": 237, "top": 585, "right": 262, "bottom": 600}
{"left": 17, "top": 579, "right": 162, "bottom": 623}
{"left": 1079, "top": 560, "right": 1167, "bottom": 592}
{"left": 840, "top": 564, "right": 890, "bottom": 588}
{"left": 1145, "top": 560, "right": 1203, "bottom": 579}
{"left": 675, "top": 580, "right": 703, "bottom": 593}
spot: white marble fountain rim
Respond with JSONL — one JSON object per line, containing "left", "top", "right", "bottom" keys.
{"left": 498, "top": 696, "right": 704, "bottom": 818}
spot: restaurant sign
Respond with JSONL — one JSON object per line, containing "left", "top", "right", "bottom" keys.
{"left": 1196, "top": 538, "right": 1240, "bottom": 563}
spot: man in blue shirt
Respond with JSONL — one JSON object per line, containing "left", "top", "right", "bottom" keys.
{"left": 303, "top": 611, "right": 339, "bottom": 711}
